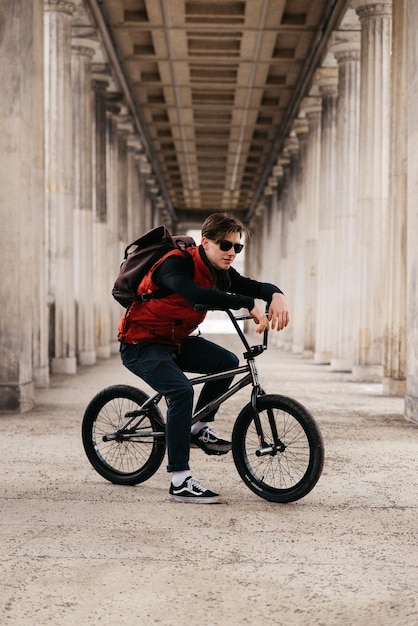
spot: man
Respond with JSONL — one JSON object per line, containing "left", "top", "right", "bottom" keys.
{"left": 119, "top": 212, "right": 289, "bottom": 503}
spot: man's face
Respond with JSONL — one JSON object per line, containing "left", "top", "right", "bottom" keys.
{"left": 201, "top": 232, "right": 243, "bottom": 270}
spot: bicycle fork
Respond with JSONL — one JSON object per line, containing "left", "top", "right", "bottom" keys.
{"left": 248, "top": 360, "right": 286, "bottom": 457}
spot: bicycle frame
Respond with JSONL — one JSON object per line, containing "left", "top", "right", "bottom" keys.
{"left": 121, "top": 309, "right": 269, "bottom": 436}
{"left": 83, "top": 307, "right": 324, "bottom": 501}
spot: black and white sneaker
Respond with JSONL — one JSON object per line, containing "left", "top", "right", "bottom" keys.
{"left": 169, "top": 476, "right": 221, "bottom": 504}
{"left": 190, "top": 426, "right": 231, "bottom": 456}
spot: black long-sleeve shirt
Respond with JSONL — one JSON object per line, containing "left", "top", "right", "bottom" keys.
{"left": 153, "top": 247, "right": 283, "bottom": 312}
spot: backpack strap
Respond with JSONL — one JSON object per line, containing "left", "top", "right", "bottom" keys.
{"left": 139, "top": 249, "right": 194, "bottom": 301}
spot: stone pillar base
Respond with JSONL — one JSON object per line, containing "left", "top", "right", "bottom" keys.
{"left": 51, "top": 357, "right": 77, "bottom": 375}
{"left": 33, "top": 366, "right": 50, "bottom": 388}
{"left": 314, "top": 351, "right": 332, "bottom": 365}
{"left": 96, "top": 346, "right": 111, "bottom": 359}
{"left": 110, "top": 341, "right": 120, "bottom": 355}
{"left": 303, "top": 349, "right": 314, "bottom": 359}
{"left": 78, "top": 350, "right": 97, "bottom": 366}
{"left": 0, "top": 382, "right": 34, "bottom": 413}
{"left": 405, "top": 394, "right": 418, "bottom": 425}
{"left": 351, "top": 364, "right": 383, "bottom": 383}
{"left": 330, "top": 358, "right": 353, "bottom": 373}
{"left": 382, "top": 377, "right": 406, "bottom": 397}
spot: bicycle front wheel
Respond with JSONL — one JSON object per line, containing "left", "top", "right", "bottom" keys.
{"left": 232, "top": 394, "right": 324, "bottom": 503}
{"left": 82, "top": 385, "right": 166, "bottom": 485}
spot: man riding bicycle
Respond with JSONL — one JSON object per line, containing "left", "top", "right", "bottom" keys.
{"left": 118, "top": 212, "right": 289, "bottom": 503}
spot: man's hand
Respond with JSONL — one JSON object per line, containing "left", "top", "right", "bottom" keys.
{"left": 250, "top": 303, "right": 270, "bottom": 334}
{"left": 268, "top": 293, "right": 290, "bottom": 331}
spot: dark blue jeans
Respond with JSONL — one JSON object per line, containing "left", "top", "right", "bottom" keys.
{"left": 120, "top": 336, "right": 239, "bottom": 472}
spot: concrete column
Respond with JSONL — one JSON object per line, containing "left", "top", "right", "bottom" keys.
{"left": 286, "top": 181, "right": 303, "bottom": 355}
{"left": 266, "top": 165, "right": 291, "bottom": 349}
{"left": 143, "top": 192, "right": 154, "bottom": 232}
{"left": 44, "top": 0, "right": 78, "bottom": 374}
{"left": 275, "top": 197, "right": 292, "bottom": 350}
{"left": 259, "top": 199, "right": 275, "bottom": 295}
{"left": 0, "top": 1, "right": 44, "bottom": 410}
{"left": 405, "top": 0, "right": 418, "bottom": 423}
{"left": 330, "top": 34, "right": 361, "bottom": 372}
{"left": 266, "top": 193, "right": 281, "bottom": 291}
{"left": 277, "top": 133, "right": 300, "bottom": 350}
{"left": 258, "top": 179, "right": 285, "bottom": 323}
{"left": 290, "top": 117, "right": 309, "bottom": 354}
{"left": 314, "top": 69, "right": 339, "bottom": 364}
{"left": 135, "top": 152, "right": 149, "bottom": 235}
{"left": 92, "top": 72, "right": 112, "bottom": 359}
{"left": 116, "top": 122, "right": 130, "bottom": 246}
{"left": 135, "top": 161, "right": 149, "bottom": 236}
{"left": 351, "top": 0, "right": 392, "bottom": 382}
{"left": 115, "top": 120, "right": 132, "bottom": 355}
{"left": 247, "top": 206, "right": 263, "bottom": 281}
{"left": 72, "top": 34, "right": 98, "bottom": 366}
{"left": 32, "top": 1, "right": 50, "bottom": 389}
{"left": 106, "top": 108, "right": 124, "bottom": 353}
{"left": 383, "top": 0, "right": 407, "bottom": 396}
{"left": 127, "top": 136, "right": 145, "bottom": 241}
{"left": 300, "top": 98, "right": 322, "bottom": 358}
{"left": 262, "top": 164, "right": 290, "bottom": 348}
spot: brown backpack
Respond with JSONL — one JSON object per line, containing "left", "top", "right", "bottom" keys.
{"left": 112, "top": 225, "right": 196, "bottom": 308}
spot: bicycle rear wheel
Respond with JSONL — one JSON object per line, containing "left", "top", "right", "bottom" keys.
{"left": 232, "top": 394, "right": 324, "bottom": 502}
{"left": 82, "top": 385, "right": 166, "bottom": 485}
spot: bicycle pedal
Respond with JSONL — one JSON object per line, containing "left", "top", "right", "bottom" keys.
{"left": 203, "top": 448, "right": 230, "bottom": 456}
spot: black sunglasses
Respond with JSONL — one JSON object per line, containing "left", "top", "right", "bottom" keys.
{"left": 218, "top": 239, "right": 244, "bottom": 254}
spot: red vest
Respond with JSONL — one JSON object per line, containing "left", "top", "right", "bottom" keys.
{"left": 118, "top": 246, "right": 216, "bottom": 345}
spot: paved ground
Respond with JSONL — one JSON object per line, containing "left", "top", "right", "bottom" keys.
{"left": 1, "top": 332, "right": 417, "bottom": 626}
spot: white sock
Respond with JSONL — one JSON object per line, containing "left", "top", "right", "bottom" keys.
{"left": 190, "top": 420, "right": 208, "bottom": 435}
{"left": 171, "top": 470, "right": 191, "bottom": 487}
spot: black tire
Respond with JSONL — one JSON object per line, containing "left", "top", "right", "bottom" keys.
{"left": 232, "top": 394, "right": 324, "bottom": 503}
{"left": 82, "top": 385, "right": 166, "bottom": 485}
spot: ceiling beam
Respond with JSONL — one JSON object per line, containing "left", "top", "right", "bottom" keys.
{"left": 246, "top": 0, "right": 351, "bottom": 223}
{"left": 86, "top": 0, "right": 176, "bottom": 221}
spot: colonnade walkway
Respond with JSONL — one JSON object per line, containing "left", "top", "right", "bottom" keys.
{"left": 1, "top": 332, "right": 417, "bottom": 625}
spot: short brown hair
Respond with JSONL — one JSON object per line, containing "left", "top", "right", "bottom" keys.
{"left": 201, "top": 212, "right": 251, "bottom": 242}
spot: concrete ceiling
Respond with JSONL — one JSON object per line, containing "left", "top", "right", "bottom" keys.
{"left": 92, "top": 0, "right": 349, "bottom": 223}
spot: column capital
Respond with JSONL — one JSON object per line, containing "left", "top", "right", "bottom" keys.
{"left": 71, "top": 37, "right": 99, "bottom": 58}
{"left": 127, "top": 134, "right": 144, "bottom": 155}
{"left": 272, "top": 164, "right": 284, "bottom": 180}
{"left": 92, "top": 63, "right": 113, "bottom": 90}
{"left": 284, "top": 131, "right": 299, "bottom": 158}
{"left": 115, "top": 114, "right": 135, "bottom": 141}
{"left": 72, "top": 24, "right": 99, "bottom": 56}
{"left": 293, "top": 115, "right": 310, "bottom": 139}
{"left": 300, "top": 96, "right": 322, "bottom": 119}
{"left": 92, "top": 78, "right": 111, "bottom": 93}
{"left": 105, "top": 91, "right": 124, "bottom": 115}
{"left": 278, "top": 151, "right": 291, "bottom": 169}
{"left": 330, "top": 39, "right": 361, "bottom": 64}
{"left": 352, "top": 1, "right": 392, "bottom": 20}
{"left": 44, "top": 0, "right": 79, "bottom": 15}
{"left": 315, "top": 67, "right": 339, "bottom": 97}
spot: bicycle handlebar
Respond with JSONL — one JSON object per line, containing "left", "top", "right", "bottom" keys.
{"left": 194, "top": 304, "right": 253, "bottom": 321}
{"left": 194, "top": 304, "right": 269, "bottom": 354}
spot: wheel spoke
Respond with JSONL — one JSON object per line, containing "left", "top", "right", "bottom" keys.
{"left": 232, "top": 395, "right": 324, "bottom": 502}
{"left": 82, "top": 386, "right": 166, "bottom": 485}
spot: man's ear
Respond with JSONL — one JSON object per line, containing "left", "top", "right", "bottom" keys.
{"left": 201, "top": 236, "right": 210, "bottom": 250}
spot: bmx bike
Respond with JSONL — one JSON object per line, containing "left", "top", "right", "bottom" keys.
{"left": 82, "top": 307, "right": 324, "bottom": 503}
